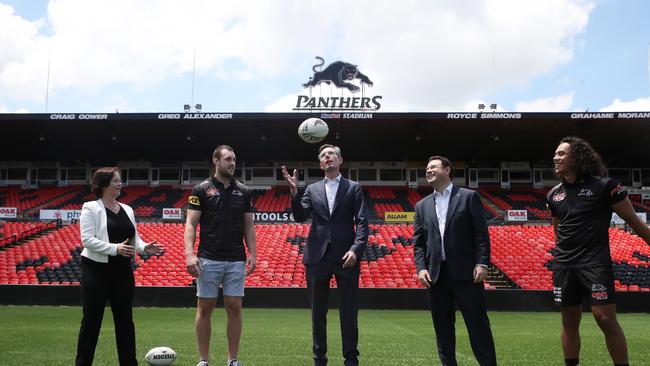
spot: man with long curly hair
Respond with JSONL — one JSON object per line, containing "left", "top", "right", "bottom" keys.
{"left": 546, "top": 137, "right": 650, "bottom": 366}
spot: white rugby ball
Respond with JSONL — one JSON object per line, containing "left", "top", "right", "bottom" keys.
{"left": 298, "top": 118, "right": 329, "bottom": 143}
{"left": 145, "top": 346, "right": 176, "bottom": 365}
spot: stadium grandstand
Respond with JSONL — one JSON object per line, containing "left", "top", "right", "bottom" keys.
{"left": 1, "top": 111, "right": 649, "bottom": 310}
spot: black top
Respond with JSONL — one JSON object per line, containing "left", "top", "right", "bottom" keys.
{"left": 106, "top": 206, "right": 136, "bottom": 265}
{"left": 546, "top": 176, "right": 626, "bottom": 269}
{"left": 186, "top": 177, "right": 253, "bottom": 261}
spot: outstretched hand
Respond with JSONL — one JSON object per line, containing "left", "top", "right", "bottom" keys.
{"left": 117, "top": 239, "right": 134, "bottom": 257}
{"left": 144, "top": 240, "right": 164, "bottom": 255}
{"left": 281, "top": 166, "right": 298, "bottom": 197}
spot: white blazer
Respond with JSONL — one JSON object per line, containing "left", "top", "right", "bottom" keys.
{"left": 79, "top": 199, "right": 146, "bottom": 263}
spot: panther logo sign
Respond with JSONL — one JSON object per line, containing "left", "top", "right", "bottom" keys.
{"left": 303, "top": 57, "right": 373, "bottom": 93}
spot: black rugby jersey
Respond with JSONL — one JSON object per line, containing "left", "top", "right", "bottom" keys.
{"left": 546, "top": 176, "right": 626, "bottom": 269}
{"left": 186, "top": 177, "right": 253, "bottom": 261}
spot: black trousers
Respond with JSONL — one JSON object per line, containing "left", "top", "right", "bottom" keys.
{"left": 429, "top": 262, "right": 497, "bottom": 366}
{"left": 306, "top": 248, "right": 360, "bottom": 366}
{"left": 76, "top": 256, "right": 137, "bottom": 366}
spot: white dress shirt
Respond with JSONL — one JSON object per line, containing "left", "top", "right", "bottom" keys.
{"left": 434, "top": 183, "right": 453, "bottom": 261}
{"left": 325, "top": 174, "right": 342, "bottom": 215}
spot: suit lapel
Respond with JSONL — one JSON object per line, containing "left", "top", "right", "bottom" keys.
{"left": 96, "top": 199, "right": 107, "bottom": 241}
{"left": 319, "top": 179, "right": 330, "bottom": 218}
{"left": 444, "top": 186, "right": 461, "bottom": 235}
{"left": 330, "top": 177, "right": 347, "bottom": 216}
{"left": 427, "top": 195, "right": 440, "bottom": 234}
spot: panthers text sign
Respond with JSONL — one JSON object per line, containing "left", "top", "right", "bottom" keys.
{"left": 295, "top": 57, "right": 382, "bottom": 111}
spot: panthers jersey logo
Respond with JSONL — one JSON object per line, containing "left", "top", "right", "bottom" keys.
{"left": 188, "top": 195, "right": 200, "bottom": 206}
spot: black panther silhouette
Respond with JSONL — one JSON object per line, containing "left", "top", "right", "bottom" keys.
{"left": 303, "top": 57, "right": 373, "bottom": 92}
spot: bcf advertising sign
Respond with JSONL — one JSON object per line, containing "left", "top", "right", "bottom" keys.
{"left": 0, "top": 207, "right": 17, "bottom": 218}
{"left": 506, "top": 210, "right": 528, "bottom": 222}
{"left": 162, "top": 208, "right": 182, "bottom": 220}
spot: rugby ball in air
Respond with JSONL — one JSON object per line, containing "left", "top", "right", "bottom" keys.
{"left": 298, "top": 118, "right": 329, "bottom": 143}
{"left": 145, "top": 346, "right": 176, "bottom": 365}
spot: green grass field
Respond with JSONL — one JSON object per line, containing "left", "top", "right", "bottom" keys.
{"left": 1, "top": 306, "right": 649, "bottom": 365}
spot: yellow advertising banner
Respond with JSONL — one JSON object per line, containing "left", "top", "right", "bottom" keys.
{"left": 384, "top": 211, "right": 415, "bottom": 223}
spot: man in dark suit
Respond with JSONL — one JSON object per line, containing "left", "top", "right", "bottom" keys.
{"left": 282, "top": 144, "right": 368, "bottom": 366}
{"left": 413, "top": 155, "right": 497, "bottom": 366}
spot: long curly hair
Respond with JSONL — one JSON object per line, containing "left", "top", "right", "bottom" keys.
{"left": 559, "top": 136, "right": 607, "bottom": 179}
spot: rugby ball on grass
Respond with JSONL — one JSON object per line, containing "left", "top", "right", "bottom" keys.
{"left": 145, "top": 346, "right": 176, "bottom": 365}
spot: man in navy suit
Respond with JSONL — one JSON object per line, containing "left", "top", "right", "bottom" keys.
{"left": 413, "top": 155, "right": 497, "bottom": 366}
{"left": 282, "top": 144, "right": 368, "bottom": 366}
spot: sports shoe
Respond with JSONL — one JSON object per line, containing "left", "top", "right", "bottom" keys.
{"left": 196, "top": 361, "right": 209, "bottom": 366}
{"left": 228, "top": 360, "right": 241, "bottom": 366}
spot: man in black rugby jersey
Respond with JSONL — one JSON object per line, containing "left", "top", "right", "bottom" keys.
{"left": 546, "top": 137, "right": 650, "bottom": 366}
{"left": 184, "top": 145, "right": 257, "bottom": 366}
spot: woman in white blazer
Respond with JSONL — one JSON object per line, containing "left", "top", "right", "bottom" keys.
{"left": 75, "top": 167, "right": 163, "bottom": 366}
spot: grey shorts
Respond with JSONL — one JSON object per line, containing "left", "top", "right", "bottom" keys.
{"left": 196, "top": 258, "right": 246, "bottom": 299}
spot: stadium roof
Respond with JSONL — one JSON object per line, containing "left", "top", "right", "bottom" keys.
{"left": 1, "top": 112, "right": 649, "bottom": 166}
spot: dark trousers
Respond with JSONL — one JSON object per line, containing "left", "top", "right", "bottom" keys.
{"left": 76, "top": 256, "right": 137, "bottom": 366}
{"left": 306, "top": 248, "right": 360, "bottom": 366}
{"left": 429, "top": 262, "right": 497, "bottom": 366}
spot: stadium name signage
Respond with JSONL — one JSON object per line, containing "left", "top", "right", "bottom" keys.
{"left": 293, "top": 96, "right": 383, "bottom": 111}
{"left": 157, "top": 113, "right": 233, "bottom": 120}
{"left": 50, "top": 114, "right": 108, "bottom": 120}
{"left": 570, "top": 112, "right": 650, "bottom": 119}
{"left": 320, "top": 112, "right": 374, "bottom": 119}
{"left": 446, "top": 113, "right": 522, "bottom": 120}
{"left": 0, "top": 207, "right": 17, "bottom": 218}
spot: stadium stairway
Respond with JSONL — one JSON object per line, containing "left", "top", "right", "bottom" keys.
{"left": 478, "top": 195, "right": 504, "bottom": 222}
{"left": 486, "top": 265, "right": 520, "bottom": 289}
{"left": 0, "top": 186, "right": 84, "bottom": 217}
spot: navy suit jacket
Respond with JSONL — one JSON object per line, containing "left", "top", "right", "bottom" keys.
{"left": 412, "top": 186, "right": 491, "bottom": 284}
{"left": 291, "top": 176, "right": 369, "bottom": 265}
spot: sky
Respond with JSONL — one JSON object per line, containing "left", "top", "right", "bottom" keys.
{"left": 0, "top": 0, "right": 649, "bottom": 114}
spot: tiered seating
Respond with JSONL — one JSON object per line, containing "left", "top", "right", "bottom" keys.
{"left": 0, "top": 186, "right": 82, "bottom": 214}
{"left": 610, "top": 228, "right": 650, "bottom": 291}
{"left": 364, "top": 187, "right": 417, "bottom": 220}
{"left": 2, "top": 221, "right": 648, "bottom": 290}
{"left": 0, "top": 222, "right": 419, "bottom": 288}
{"left": 479, "top": 186, "right": 551, "bottom": 220}
{"left": 0, "top": 221, "right": 49, "bottom": 248}
{"left": 47, "top": 189, "right": 94, "bottom": 210}
{"left": 0, "top": 224, "right": 81, "bottom": 284}
{"left": 252, "top": 187, "right": 291, "bottom": 212}
{"left": 489, "top": 225, "right": 650, "bottom": 291}
{"left": 489, "top": 225, "right": 555, "bottom": 290}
